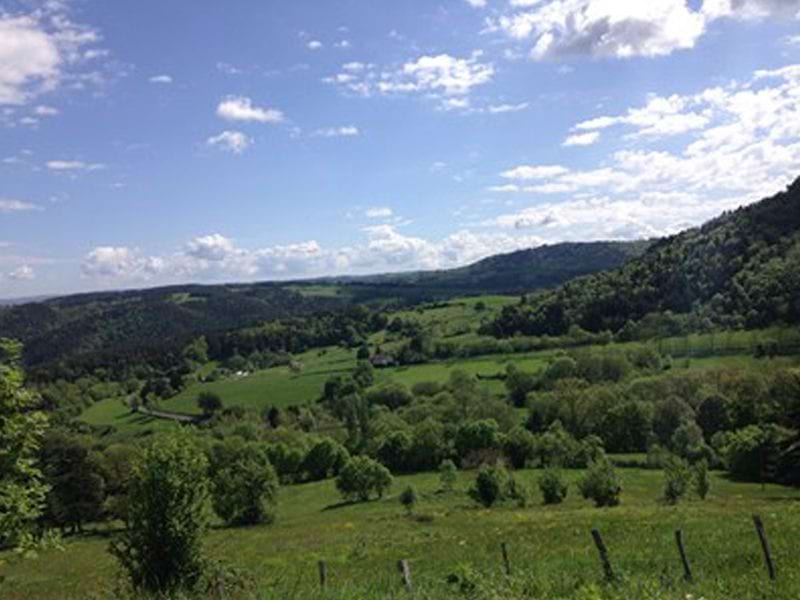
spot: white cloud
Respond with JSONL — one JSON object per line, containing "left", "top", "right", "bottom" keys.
{"left": 34, "top": 104, "right": 58, "bottom": 115}
{"left": 8, "top": 265, "right": 34, "bottom": 281}
{"left": 563, "top": 130, "right": 600, "bottom": 146}
{"left": 0, "top": 198, "right": 42, "bottom": 213}
{"left": 365, "top": 207, "right": 393, "bottom": 219}
{"left": 325, "top": 52, "right": 494, "bottom": 105}
{"left": 0, "top": 5, "right": 102, "bottom": 106}
{"left": 491, "top": 0, "right": 798, "bottom": 61}
{"left": 307, "top": 40, "right": 323, "bottom": 50}
{"left": 335, "top": 40, "right": 351, "bottom": 49}
{"left": 206, "top": 130, "right": 253, "bottom": 154}
{"left": 313, "top": 125, "right": 360, "bottom": 137}
{"left": 81, "top": 246, "right": 165, "bottom": 279}
{"left": 465, "top": 0, "right": 488, "bottom": 7}
{"left": 149, "top": 74, "right": 172, "bottom": 84}
{"left": 500, "top": 164, "right": 570, "bottom": 180}
{"left": 487, "top": 102, "right": 529, "bottom": 113}
{"left": 216, "top": 96, "right": 284, "bottom": 123}
{"left": 46, "top": 160, "right": 104, "bottom": 171}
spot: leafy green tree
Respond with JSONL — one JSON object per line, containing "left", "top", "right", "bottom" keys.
{"left": 694, "top": 459, "right": 711, "bottom": 500}
{"left": 335, "top": 456, "right": 393, "bottom": 502}
{"left": 538, "top": 468, "right": 568, "bottom": 505}
{"left": 302, "top": 438, "right": 349, "bottom": 481}
{"left": 662, "top": 455, "right": 691, "bottom": 504}
{"left": 578, "top": 456, "right": 621, "bottom": 507}
{"left": 696, "top": 393, "right": 731, "bottom": 440}
{"left": 110, "top": 431, "right": 211, "bottom": 595}
{"left": 41, "top": 432, "right": 106, "bottom": 534}
{"left": 455, "top": 419, "right": 500, "bottom": 462}
{"left": 209, "top": 439, "right": 279, "bottom": 526}
{"left": 0, "top": 339, "right": 50, "bottom": 555}
{"left": 366, "top": 383, "right": 412, "bottom": 410}
{"left": 377, "top": 431, "right": 413, "bottom": 474}
{"left": 399, "top": 485, "right": 418, "bottom": 515}
{"left": 438, "top": 459, "right": 458, "bottom": 492}
{"left": 352, "top": 360, "right": 375, "bottom": 389}
{"left": 504, "top": 426, "right": 537, "bottom": 469}
{"left": 356, "top": 345, "right": 370, "bottom": 361}
{"left": 197, "top": 391, "right": 223, "bottom": 416}
{"left": 469, "top": 463, "right": 512, "bottom": 508}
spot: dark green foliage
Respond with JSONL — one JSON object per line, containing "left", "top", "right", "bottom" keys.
{"left": 469, "top": 463, "right": 513, "bottom": 508}
{"left": 578, "top": 456, "right": 621, "bottom": 507}
{"left": 662, "top": 455, "right": 691, "bottom": 504}
{"left": 455, "top": 419, "right": 501, "bottom": 463}
{"left": 110, "top": 431, "right": 210, "bottom": 595}
{"left": 377, "top": 431, "right": 414, "bottom": 474}
{"left": 694, "top": 459, "right": 711, "bottom": 500}
{"left": 196, "top": 391, "right": 223, "bottom": 416}
{"left": 302, "top": 438, "right": 349, "bottom": 481}
{"left": 208, "top": 439, "right": 279, "bottom": 526}
{"left": 366, "top": 383, "right": 413, "bottom": 410}
{"left": 335, "top": 456, "right": 393, "bottom": 502}
{"left": 41, "top": 432, "right": 106, "bottom": 533}
{"left": 438, "top": 459, "right": 458, "bottom": 492}
{"left": 538, "top": 468, "right": 568, "bottom": 505}
{"left": 504, "top": 427, "right": 537, "bottom": 469}
{"left": 486, "top": 178, "right": 800, "bottom": 338}
{"left": 352, "top": 360, "right": 374, "bottom": 389}
{"left": 399, "top": 484, "right": 418, "bottom": 514}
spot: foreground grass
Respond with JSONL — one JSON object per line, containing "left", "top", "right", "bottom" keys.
{"left": 3, "top": 469, "right": 799, "bottom": 599}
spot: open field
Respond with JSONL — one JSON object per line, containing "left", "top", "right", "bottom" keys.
{"left": 3, "top": 468, "right": 799, "bottom": 599}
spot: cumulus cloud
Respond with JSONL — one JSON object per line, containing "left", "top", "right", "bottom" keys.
{"left": 8, "top": 264, "right": 34, "bottom": 281}
{"left": 81, "top": 246, "right": 165, "bottom": 279}
{"left": 324, "top": 52, "right": 493, "bottom": 109}
{"left": 465, "top": 0, "right": 488, "bottom": 7}
{"left": 0, "top": 198, "right": 42, "bottom": 212}
{"left": 307, "top": 40, "right": 323, "bottom": 50}
{"left": 0, "top": 4, "right": 102, "bottom": 105}
{"left": 365, "top": 207, "right": 393, "bottom": 218}
{"left": 487, "top": 102, "right": 529, "bottom": 113}
{"left": 149, "top": 74, "right": 172, "bottom": 84}
{"left": 490, "top": 0, "right": 798, "bottom": 61}
{"left": 206, "top": 130, "right": 253, "bottom": 154}
{"left": 216, "top": 96, "right": 284, "bottom": 123}
{"left": 563, "top": 130, "right": 600, "bottom": 146}
{"left": 487, "top": 62, "right": 800, "bottom": 240}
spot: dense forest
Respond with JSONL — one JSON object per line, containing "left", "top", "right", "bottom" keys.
{"left": 487, "top": 177, "right": 800, "bottom": 339}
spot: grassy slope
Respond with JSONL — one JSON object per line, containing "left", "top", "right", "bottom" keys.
{"left": 3, "top": 469, "right": 800, "bottom": 599}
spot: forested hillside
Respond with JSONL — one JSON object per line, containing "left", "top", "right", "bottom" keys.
{"left": 488, "top": 177, "right": 800, "bottom": 339}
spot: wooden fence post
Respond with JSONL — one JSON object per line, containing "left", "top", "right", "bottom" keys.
{"left": 398, "top": 559, "right": 413, "bottom": 592}
{"left": 675, "top": 529, "right": 693, "bottom": 583}
{"left": 753, "top": 515, "right": 776, "bottom": 580}
{"left": 318, "top": 560, "right": 327, "bottom": 589}
{"left": 501, "top": 542, "right": 511, "bottom": 576}
{"left": 591, "top": 528, "right": 615, "bottom": 582}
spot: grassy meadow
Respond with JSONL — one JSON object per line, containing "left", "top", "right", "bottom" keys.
{"left": 3, "top": 467, "right": 799, "bottom": 599}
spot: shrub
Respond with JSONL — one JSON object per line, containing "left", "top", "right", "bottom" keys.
{"left": 399, "top": 485, "right": 418, "bottom": 514}
{"left": 209, "top": 440, "right": 279, "bottom": 526}
{"left": 197, "top": 391, "right": 223, "bottom": 416}
{"left": 469, "top": 463, "right": 513, "bottom": 508}
{"left": 110, "top": 431, "right": 210, "bottom": 595}
{"left": 504, "top": 426, "right": 537, "bottom": 469}
{"left": 366, "top": 383, "right": 412, "bottom": 410}
{"left": 694, "top": 459, "right": 711, "bottom": 500}
{"left": 578, "top": 456, "right": 621, "bottom": 507}
{"left": 538, "top": 468, "right": 568, "bottom": 505}
{"left": 439, "top": 459, "right": 458, "bottom": 492}
{"left": 455, "top": 419, "right": 501, "bottom": 463}
{"left": 662, "top": 455, "right": 691, "bottom": 505}
{"left": 335, "top": 456, "right": 393, "bottom": 502}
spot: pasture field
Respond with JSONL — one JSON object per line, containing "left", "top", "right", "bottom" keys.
{"left": 3, "top": 468, "right": 799, "bottom": 599}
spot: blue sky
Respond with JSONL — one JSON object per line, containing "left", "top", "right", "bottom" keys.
{"left": 1, "top": 0, "right": 800, "bottom": 298}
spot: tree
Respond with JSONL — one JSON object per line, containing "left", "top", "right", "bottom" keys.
{"left": 366, "top": 383, "right": 412, "bottom": 410}
{"left": 377, "top": 431, "right": 413, "bottom": 473}
{"left": 302, "top": 438, "right": 349, "bottom": 481}
{"left": 578, "top": 456, "right": 621, "bottom": 507}
{"left": 439, "top": 459, "right": 458, "bottom": 492}
{"left": 694, "top": 459, "right": 710, "bottom": 500}
{"left": 399, "top": 485, "right": 418, "bottom": 515}
{"left": 469, "top": 463, "right": 513, "bottom": 508}
{"left": 335, "top": 456, "right": 393, "bottom": 502}
{"left": 352, "top": 360, "right": 375, "bottom": 389}
{"left": 662, "top": 455, "right": 691, "bottom": 505}
{"left": 356, "top": 345, "right": 370, "bottom": 361}
{"left": 504, "top": 426, "right": 537, "bottom": 469}
{"left": 209, "top": 439, "right": 279, "bottom": 526}
{"left": 110, "top": 431, "right": 210, "bottom": 595}
{"left": 197, "top": 391, "right": 223, "bottom": 417}
{"left": 455, "top": 419, "right": 500, "bottom": 463}
{"left": 0, "top": 339, "right": 50, "bottom": 555}
{"left": 41, "top": 432, "right": 106, "bottom": 534}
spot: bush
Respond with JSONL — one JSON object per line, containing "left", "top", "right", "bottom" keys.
{"left": 455, "top": 419, "right": 501, "bottom": 463}
{"left": 197, "top": 391, "right": 223, "bottom": 416}
{"left": 335, "top": 456, "right": 393, "bottom": 502}
{"left": 662, "top": 455, "right": 691, "bottom": 505}
{"left": 209, "top": 440, "right": 279, "bottom": 526}
{"left": 578, "top": 456, "right": 621, "bottom": 507}
{"left": 399, "top": 485, "right": 418, "bottom": 514}
{"left": 504, "top": 426, "right": 537, "bottom": 469}
{"left": 469, "top": 463, "right": 513, "bottom": 508}
{"left": 694, "top": 459, "right": 710, "bottom": 500}
{"left": 110, "top": 431, "right": 210, "bottom": 595}
{"left": 439, "top": 459, "right": 458, "bottom": 492}
{"left": 538, "top": 468, "right": 568, "bottom": 505}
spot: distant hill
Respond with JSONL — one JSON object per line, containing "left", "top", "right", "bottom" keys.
{"left": 488, "top": 177, "right": 800, "bottom": 338}
{"left": 0, "top": 241, "right": 648, "bottom": 371}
